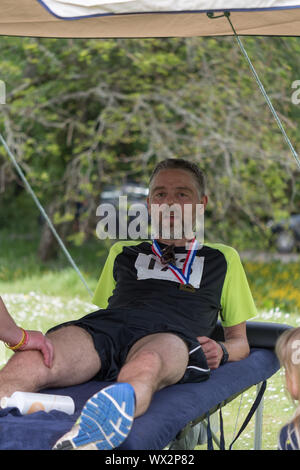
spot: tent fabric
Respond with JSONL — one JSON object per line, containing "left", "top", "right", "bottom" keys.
{"left": 0, "top": 348, "right": 279, "bottom": 450}
{"left": 1, "top": 0, "right": 300, "bottom": 38}
{"left": 39, "top": 0, "right": 300, "bottom": 19}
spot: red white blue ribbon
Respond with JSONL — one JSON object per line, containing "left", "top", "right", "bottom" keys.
{"left": 151, "top": 238, "right": 199, "bottom": 285}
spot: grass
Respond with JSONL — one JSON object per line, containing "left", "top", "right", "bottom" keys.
{"left": 0, "top": 229, "right": 110, "bottom": 301}
{"left": 0, "top": 292, "right": 96, "bottom": 365}
{"left": 1, "top": 228, "right": 300, "bottom": 450}
{"left": 200, "top": 308, "right": 300, "bottom": 451}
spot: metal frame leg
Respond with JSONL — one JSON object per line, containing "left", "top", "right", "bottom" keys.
{"left": 254, "top": 382, "right": 265, "bottom": 450}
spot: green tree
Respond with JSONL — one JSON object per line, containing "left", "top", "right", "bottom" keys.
{"left": 0, "top": 36, "right": 299, "bottom": 257}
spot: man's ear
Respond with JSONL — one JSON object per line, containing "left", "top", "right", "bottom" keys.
{"left": 147, "top": 196, "right": 151, "bottom": 214}
{"left": 201, "top": 195, "right": 208, "bottom": 209}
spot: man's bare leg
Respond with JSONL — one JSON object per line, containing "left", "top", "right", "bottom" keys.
{"left": 53, "top": 332, "right": 189, "bottom": 450}
{"left": 117, "top": 332, "right": 189, "bottom": 416}
{"left": 0, "top": 326, "right": 101, "bottom": 400}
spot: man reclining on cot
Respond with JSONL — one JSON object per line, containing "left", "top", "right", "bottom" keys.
{"left": 0, "top": 158, "right": 257, "bottom": 450}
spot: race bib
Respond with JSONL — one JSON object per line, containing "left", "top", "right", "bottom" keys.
{"left": 134, "top": 253, "right": 204, "bottom": 288}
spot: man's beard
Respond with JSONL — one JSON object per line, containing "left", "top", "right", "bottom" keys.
{"left": 150, "top": 203, "right": 203, "bottom": 243}
{"left": 153, "top": 215, "right": 195, "bottom": 240}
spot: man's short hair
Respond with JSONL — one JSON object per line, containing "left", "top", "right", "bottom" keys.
{"left": 149, "top": 158, "right": 206, "bottom": 197}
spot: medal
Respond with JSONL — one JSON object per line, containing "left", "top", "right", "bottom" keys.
{"left": 152, "top": 238, "right": 199, "bottom": 292}
{"left": 160, "top": 244, "right": 176, "bottom": 265}
{"left": 179, "top": 283, "right": 196, "bottom": 293}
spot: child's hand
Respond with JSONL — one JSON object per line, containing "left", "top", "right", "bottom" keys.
{"left": 19, "top": 331, "right": 54, "bottom": 368}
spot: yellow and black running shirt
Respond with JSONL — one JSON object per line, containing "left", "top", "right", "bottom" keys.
{"left": 92, "top": 241, "right": 257, "bottom": 338}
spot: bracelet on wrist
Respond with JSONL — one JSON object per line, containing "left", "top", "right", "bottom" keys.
{"left": 5, "top": 328, "right": 29, "bottom": 351}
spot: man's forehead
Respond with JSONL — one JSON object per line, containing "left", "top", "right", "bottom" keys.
{"left": 151, "top": 184, "right": 193, "bottom": 192}
{"left": 150, "top": 168, "right": 198, "bottom": 189}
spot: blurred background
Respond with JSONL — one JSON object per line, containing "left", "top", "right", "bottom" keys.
{"left": 1, "top": 35, "right": 300, "bottom": 303}
{"left": 0, "top": 36, "right": 300, "bottom": 448}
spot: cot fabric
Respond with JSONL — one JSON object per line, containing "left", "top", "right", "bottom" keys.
{"left": 0, "top": 348, "right": 279, "bottom": 450}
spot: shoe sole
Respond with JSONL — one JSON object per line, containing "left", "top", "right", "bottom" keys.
{"left": 54, "top": 383, "right": 135, "bottom": 450}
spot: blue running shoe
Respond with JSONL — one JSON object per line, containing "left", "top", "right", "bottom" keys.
{"left": 53, "top": 383, "right": 135, "bottom": 450}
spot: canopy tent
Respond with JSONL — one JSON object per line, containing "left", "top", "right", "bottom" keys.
{"left": 0, "top": 0, "right": 298, "bottom": 451}
{"left": 1, "top": 1, "right": 300, "bottom": 38}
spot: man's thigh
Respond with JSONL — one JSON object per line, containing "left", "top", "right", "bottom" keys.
{"left": 125, "top": 332, "right": 189, "bottom": 387}
{"left": 45, "top": 325, "right": 101, "bottom": 387}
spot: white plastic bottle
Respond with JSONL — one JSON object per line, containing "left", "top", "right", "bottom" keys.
{"left": 0, "top": 391, "right": 75, "bottom": 415}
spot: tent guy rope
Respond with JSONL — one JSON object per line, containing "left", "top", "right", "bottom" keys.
{"left": 0, "top": 133, "right": 93, "bottom": 298}
{"left": 208, "top": 11, "right": 300, "bottom": 171}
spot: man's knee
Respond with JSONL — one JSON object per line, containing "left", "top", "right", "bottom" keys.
{"left": 45, "top": 325, "right": 101, "bottom": 385}
{"left": 126, "top": 349, "right": 163, "bottom": 374}
{"left": 123, "top": 333, "right": 189, "bottom": 387}
{"left": 3, "top": 348, "right": 53, "bottom": 389}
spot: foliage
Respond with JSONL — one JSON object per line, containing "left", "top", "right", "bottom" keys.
{"left": 0, "top": 36, "right": 300, "bottom": 252}
{"left": 244, "top": 260, "right": 300, "bottom": 313}
{"left": 0, "top": 229, "right": 299, "bottom": 315}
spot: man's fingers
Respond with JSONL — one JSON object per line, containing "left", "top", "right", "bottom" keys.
{"left": 197, "top": 336, "right": 210, "bottom": 344}
{"left": 19, "top": 331, "right": 54, "bottom": 368}
{"left": 47, "top": 340, "right": 54, "bottom": 368}
{"left": 197, "top": 336, "right": 214, "bottom": 354}
{"left": 197, "top": 336, "right": 223, "bottom": 369}
{"left": 43, "top": 340, "right": 54, "bottom": 368}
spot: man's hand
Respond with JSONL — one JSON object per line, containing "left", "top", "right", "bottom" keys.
{"left": 19, "top": 331, "right": 54, "bottom": 368}
{"left": 197, "top": 323, "right": 250, "bottom": 369}
{"left": 197, "top": 336, "right": 223, "bottom": 369}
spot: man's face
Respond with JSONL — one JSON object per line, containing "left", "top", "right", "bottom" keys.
{"left": 147, "top": 168, "right": 207, "bottom": 241}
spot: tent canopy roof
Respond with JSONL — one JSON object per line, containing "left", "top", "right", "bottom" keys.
{"left": 1, "top": 1, "right": 300, "bottom": 38}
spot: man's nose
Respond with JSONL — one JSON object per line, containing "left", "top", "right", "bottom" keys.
{"left": 165, "top": 194, "right": 175, "bottom": 205}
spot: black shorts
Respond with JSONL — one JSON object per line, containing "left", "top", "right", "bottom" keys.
{"left": 47, "top": 307, "right": 210, "bottom": 384}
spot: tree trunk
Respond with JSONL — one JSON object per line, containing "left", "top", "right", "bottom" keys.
{"left": 37, "top": 205, "right": 59, "bottom": 262}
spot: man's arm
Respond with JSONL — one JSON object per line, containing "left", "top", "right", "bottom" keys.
{"left": 197, "top": 321, "right": 250, "bottom": 370}
{"left": 0, "top": 296, "right": 54, "bottom": 368}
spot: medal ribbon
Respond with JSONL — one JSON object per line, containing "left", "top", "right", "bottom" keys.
{"left": 151, "top": 238, "right": 198, "bottom": 285}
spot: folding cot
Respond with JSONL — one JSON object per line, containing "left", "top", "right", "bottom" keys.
{"left": 0, "top": 321, "right": 289, "bottom": 451}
